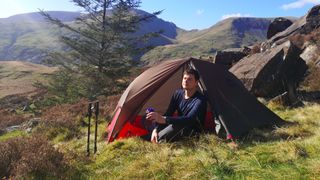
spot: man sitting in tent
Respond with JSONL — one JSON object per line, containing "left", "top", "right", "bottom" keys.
{"left": 146, "top": 69, "right": 207, "bottom": 143}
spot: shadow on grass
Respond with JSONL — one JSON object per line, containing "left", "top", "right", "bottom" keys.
{"left": 239, "top": 120, "right": 314, "bottom": 146}
{"left": 162, "top": 119, "right": 316, "bottom": 150}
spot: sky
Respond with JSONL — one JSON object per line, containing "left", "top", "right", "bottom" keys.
{"left": 0, "top": 0, "right": 319, "bottom": 30}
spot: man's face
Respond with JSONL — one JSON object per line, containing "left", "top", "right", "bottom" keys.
{"left": 182, "top": 73, "right": 198, "bottom": 90}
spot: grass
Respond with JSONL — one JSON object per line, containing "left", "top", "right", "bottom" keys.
{"left": 41, "top": 103, "right": 320, "bottom": 179}
{"left": 0, "top": 130, "right": 26, "bottom": 142}
{"left": 0, "top": 61, "right": 56, "bottom": 98}
{"left": 0, "top": 101, "right": 319, "bottom": 179}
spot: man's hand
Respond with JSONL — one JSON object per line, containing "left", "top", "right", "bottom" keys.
{"left": 146, "top": 112, "right": 166, "bottom": 124}
{"left": 151, "top": 128, "right": 158, "bottom": 143}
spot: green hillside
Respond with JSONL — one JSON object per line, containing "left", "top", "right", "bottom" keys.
{"left": 0, "top": 22, "right": 67, "bottom": 64}
{"left": 0, "top": 61, "right": 56, "bottom": 98}
{"left": 0, "top": 10, "right": 179, "bottom": 64}
{"left": 1, "top": 12, "right": 272, "bottom": 65}
{"left": 141, "top": 17, "right": 271, "bottom": 64}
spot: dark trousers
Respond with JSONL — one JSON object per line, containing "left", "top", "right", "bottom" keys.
{"left": 142, "top": 124, "right": 196, "bottom": 142}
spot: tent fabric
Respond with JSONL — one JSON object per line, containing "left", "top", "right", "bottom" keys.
{"left": 107, "top": 59, "right": 188, "bottom": 142}
{"left": 107, "top": 57, "right": 285, "bottom": 143}
{"left": 191, "top": 60, "right": 284, "bottom": 137}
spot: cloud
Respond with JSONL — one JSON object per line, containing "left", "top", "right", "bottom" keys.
{"left": 195, "top": 9, "right": 204, "bottom": 16}
{"left": 221, "top": 13, "right": 252, "bottom": 20}
{"left": 281, "top": 0, "right": 320, "bottom": 10}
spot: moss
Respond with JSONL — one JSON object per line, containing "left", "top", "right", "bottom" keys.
{"left": 0, "top": 130, "right": 26, "bottom": 141}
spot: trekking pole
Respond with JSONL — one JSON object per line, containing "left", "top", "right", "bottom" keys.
{"left": 94, "top": 101, "right": 99, "bottom": 154}
{"left": 87, "top": 102, "right": 92, "bottom": 157}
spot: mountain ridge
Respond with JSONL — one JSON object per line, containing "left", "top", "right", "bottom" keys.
{"left": 0, "top": 10, "right": 182, "bottom": 63}
{"left": 0, "top": 10, "right": 292, "bottom": 64}
{"left": 141, "top": 17, "right": 273, "bottom": 64}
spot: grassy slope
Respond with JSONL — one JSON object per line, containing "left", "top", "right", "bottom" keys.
{"left": 0, "top": 61, "right": 56, "bottom": 98}
{"left": 0, "top": 21, "right": 65, "bottom": 62}
{"left": 141, "top": 18, "right": 270, "bottom": 64}
{"left": 55, "top": 103, "right": 320, "bottom": 179}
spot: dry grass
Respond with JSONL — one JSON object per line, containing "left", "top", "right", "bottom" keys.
{"left": 63, "top": 103, "right": 320, "bottom": 179}
{"left": 0, "top": 135, "right": 66, "bottom": 179}
{"left": 0, "top": 61, "right": 56, "bottom": 98}
{"left": 289, "top": 28, "right": 320, "bottom": 49}
{"left": 1, "top": 97, "right": 320, "bottom": 179}
{"left": 98, "top": 95, "right": 121, "bottom": 120}
{"left": 301, "top": 63, "right": 320, "bottom": 91}
{"left": 0, "top": 109, "right": 29, "bottom": 129}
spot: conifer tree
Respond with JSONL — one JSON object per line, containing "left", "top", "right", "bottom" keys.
{"left": 40, "top": 0, "right": 160, "bottom": 100}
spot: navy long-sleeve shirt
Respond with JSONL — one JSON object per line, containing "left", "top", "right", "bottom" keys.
{"left": 163, "top": 89, "right": 207, "bottom": 130}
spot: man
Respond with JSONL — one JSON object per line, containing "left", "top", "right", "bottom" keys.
{"left": 146, "top": 69, "right": 207, "bottom": 143}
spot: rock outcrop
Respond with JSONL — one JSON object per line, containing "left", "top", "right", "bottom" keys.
{"left": 262, "top": 5, "right": 320, "bottom": 51}
{"left": 230, "top": 41, "right": 307, "bottom": 99}
{"left": 300, "top": 44, "right": 320, "bottom": 66}
{"left": 267, "top": 17, "right": 293, "bottom": 39}
{"left": 230, "top": 5, "right": 320, "bottom": 106}
{"left": 212, "top": 47, "right": 250, "bottom": 69}
{"left": 302, "top": 5, "right": 320, "bottom": 34}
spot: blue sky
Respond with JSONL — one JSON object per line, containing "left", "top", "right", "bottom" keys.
{"left": 0, "top": 0, "right": 319, "bottom": 30}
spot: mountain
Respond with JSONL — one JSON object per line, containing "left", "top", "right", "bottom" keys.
{"left": 0, "top": 11, "right": 81, "bottom": 23}
{"left": 0, "top": 10, "right": 274, "bottom": 64}
{"left": 0, "top": 12, "right": 80, "bottom": 63}
{"left": 0, "top": 10, "right": 179, "bottom": 64}
{"left": 141, "top": 17, "right": 272, "bottom": 64}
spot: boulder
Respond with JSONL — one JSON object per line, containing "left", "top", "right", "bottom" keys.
{"left": 21, "top": 118, "right": 40, "bottom": 130}
{"left": 6, "top": 125, "right": 21, "bottom": 132}
{"left": 300, "top": 44, "right": 320, "bottom": 65}
{"left": 267, "top": 17, "right": 293, "bottom": 39}
{"left": 230, "top": 41, "right": 307, "bottom": 98}
{"left": 303, "top": 5, "right": 320, "bottom": 34}
{"left": 262, "top": 5, "right": 320, "bottom": 51}
{"left": 213, "top": 47, "right": 250, "bottom": 68}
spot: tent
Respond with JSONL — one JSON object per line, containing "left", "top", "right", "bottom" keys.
{"left": 107, "top": 57, "right": 285, "bottom": 143}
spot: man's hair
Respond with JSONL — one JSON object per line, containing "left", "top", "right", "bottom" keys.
{"left": 183, "top": 68, "right": 200, "bottom": 80}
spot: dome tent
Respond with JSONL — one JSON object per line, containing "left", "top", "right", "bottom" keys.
{"left": 107, "top": 57, "right": 284, "bottom": 143}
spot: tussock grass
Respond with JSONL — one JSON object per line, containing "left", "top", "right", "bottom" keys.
{"left": 57, "top": 103, "right": 320, "bottom": 179}
{"left": 0, "top": 130, "right": 26, "bottom": 142}
{"left": 0, "top": 61, "right": 56, "bottom": 98}
{"left": 1, "top": 103, "right": 320, "bottom": 179}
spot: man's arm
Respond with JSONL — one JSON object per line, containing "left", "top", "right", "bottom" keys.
{"left": 149, "top": 98, "right": 206, "bottom": 126}
{"left": 153, "top": 90, "right": 179, "bottom": 130}
{"left": 164, "top": 99, "right": 206, "bottom": 126}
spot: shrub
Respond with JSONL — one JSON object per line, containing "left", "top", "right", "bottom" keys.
{"left": 301, "top": 63, "right": 320, "bottom": 91}
{"left": 250, "top": 44, "right": 261, "bottom": 55}
{"left": 39, "top": 100, "right": 88, "bottom": 139}
{"left": 0, "top": 110, "right": 28, "bottom": 129}
{"left": 304, "top": 28, "right": 320, "bottom": 45}
{"left": 0, "top": 135, "right": 66, "bottom": 179}
{"left": 46, "top": 69, "right": 89, "bottom": 104}
{"left": 98, "top": 95, "right": 121, "bottom": 120}
{"left": 289, "top": 33, "right": 305, "bottom": 49}
{"left": 0, "top": 94, "right": 29, "bottom": 110}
